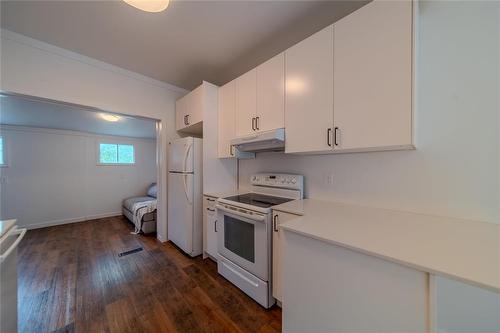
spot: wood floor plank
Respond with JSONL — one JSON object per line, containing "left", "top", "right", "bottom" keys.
{"left": 18, "top": 216, "right": 282, "bottom": 333}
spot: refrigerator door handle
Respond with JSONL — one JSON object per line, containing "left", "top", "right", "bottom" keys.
{"left": 183, "top": 174, "right": 192, "bottom": 205}
{"left": 182, "top": 143, "right": 193, "bottom": 173}
{"left": 0, "top": 227, "right": 27, "bottom": 264}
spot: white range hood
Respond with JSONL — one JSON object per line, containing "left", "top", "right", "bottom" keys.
{"left": 231, "top": 128, "right": 285, "bottom": 153}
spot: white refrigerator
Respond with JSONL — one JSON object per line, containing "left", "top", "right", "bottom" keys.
{"left": 167, "top": 137, "right": 203, "bottom": 257}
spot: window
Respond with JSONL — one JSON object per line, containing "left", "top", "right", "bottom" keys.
{"left": 99, "top": 143, "right": 135, "bottom": 164}
{"left": 0, "top": 136, "right": 5, "bottom": 166}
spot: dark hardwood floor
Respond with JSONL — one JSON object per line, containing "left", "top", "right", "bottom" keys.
{"left": 18, "top": 216, "right": 282, "bottom": 333}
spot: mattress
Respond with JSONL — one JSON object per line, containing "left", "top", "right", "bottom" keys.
{"left": 122, "top": 196, "right": 157, "bottom": 233}
{"left": 123, "top": 196, "right": 156, "bottom": 212}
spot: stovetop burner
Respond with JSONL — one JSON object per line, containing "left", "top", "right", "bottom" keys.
{"left": 223, "top": 193, "right": 294, "bottom": 208}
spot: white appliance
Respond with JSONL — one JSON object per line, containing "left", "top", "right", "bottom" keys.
{"left": 168, "top": 137, "right": 203, "bottom": 257}
{"left": 230, "top": 128, "right": 285, "bottom": 152}
{"left": 216, "top": 173, "right": 303, "bottom": 308}
{"left": 0, "top": 219, "right": 27, "bottom": 333}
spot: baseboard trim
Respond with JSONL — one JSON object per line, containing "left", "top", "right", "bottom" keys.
{"left": 24, "top": 212, "right": 123, "bottom": 230}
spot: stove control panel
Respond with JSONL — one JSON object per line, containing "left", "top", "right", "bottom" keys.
{"left": 251, "top": 173, "right": 304, "bottom": 190}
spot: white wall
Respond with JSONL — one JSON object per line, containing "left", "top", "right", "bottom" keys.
{"left": 0, "top": 29, "right": 187, "bottom": 240}
{"left": 240, "top": 1, "right": 500, "bottom": 224}
{"left": 0, "top": 125, "right": 156, "bottom": 229}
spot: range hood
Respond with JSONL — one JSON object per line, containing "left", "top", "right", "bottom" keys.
{"left": 231, "top": 128, "right": 285, "bottom": 153}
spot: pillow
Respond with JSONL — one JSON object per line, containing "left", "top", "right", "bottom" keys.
{"left": 147, "top": 183, "right": 157, "bottom": 198}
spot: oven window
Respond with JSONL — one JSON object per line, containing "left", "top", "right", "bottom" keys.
{"left": 224, "top": 216, "right": 255, "bottom": 263}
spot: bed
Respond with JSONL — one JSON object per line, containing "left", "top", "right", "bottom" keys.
{"left": 122, "top": 183, "right": 157, "bottom": 234}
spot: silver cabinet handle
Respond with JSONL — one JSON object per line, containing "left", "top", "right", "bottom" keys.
{"left": 206, "top": 208, "right": 215, "bottom": 212}
{"left": 186, "top": 114, "right": 190, "bottom": 125}
{"left": 255, "top": 117, "right": 260, "bottom": 131}
{"left": 206, "top": 198, "right": 216, "bottom": 202}
{"left": 273, "top": 214, "right": 279, "bottom": 232}
{"left": 327, "top": 128, "right": 332, "bottom": 147}
{"left": 214, "top": 220, "right": 218, "bottom": 232}
{"left": 252, "top": 117, "right": 256, "bottom": 131}
{"left": 230, "top": 145, "right": 235, "bottom": 156}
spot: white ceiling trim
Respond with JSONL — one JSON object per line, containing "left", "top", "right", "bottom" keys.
{"left": 0, "top": 29, "right": 188, "bottom": 94}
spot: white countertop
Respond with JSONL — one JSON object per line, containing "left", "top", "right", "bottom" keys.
{"left": 0, "top": 219, "right": 17, "bottom": 239}
{"left": 273, "top": 199, "right": 500, "bottom": 293}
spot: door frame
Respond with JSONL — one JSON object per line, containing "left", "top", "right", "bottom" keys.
{"left": 0, "top": 91, "right": 169, "bottom": 242}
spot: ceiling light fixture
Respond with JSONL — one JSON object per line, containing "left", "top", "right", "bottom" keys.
{"left": 100, "top": 113, "right": 121, "bottom": 122}
{"left": 123, "top": 0, "right": 170, "bottom": 13}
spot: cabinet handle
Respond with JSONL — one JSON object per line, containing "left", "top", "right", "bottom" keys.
{"left": 334, "top": 127, "right": 339, "bottom": 146}
{"left": 184, "top": 115, "right": 187, "bottom": 125}
{"left": 214, "top": 220, "right": 218, "bottom": 232}
{"left": 207, "top": 198, "right": 215, "bottom": 202}
{"left": 186, "top": 114, "right": 190, "bottom": 125}
{"left": 252, "top": 117, "right": 256, "bottom": 131}
{"left": 255, "top": 117, "right": 260, "bottom": 131}
{"left": 230, "top": 145, "right": 235, "bottom": 156}
{"left": 206, "top": 208, "right": 215, "bottom": 212}
{"left": 273, "top": 214, "right": 279, "bottom": 232}
{"left": 327, "top": 128, "right": 332, "bottom": 147}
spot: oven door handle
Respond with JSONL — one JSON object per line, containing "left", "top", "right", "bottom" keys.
{"left": 215, "top": 204, "right": 266, "bottom": 222}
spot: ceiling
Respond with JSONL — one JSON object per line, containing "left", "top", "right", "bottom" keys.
{"left": 0, "top": 95, "right": 157, "bottom": 139}
{"left": 0, "top": 0, "right": 368, "bottom": 90}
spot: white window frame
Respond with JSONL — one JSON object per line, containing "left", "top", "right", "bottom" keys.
{"left": 96, "top": 141, "right": 136, "bottom": 166}
{"left": 0, "top": 135, "right": 7, "bottom": 167}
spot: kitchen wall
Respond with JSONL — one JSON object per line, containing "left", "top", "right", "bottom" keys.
{"left": 0, "top": 29, "right": 187, "bottom": 240}
{"left": 240, "top": 1, "right": 500, "bottom": 224}
{"left": 0, "top": 125, "right": 157, "bottom": 229}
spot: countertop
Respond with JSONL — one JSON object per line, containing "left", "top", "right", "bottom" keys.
{"left": 0, "top": 219, "right": 17, "bottom": 239}
{"left": 273, "top": 199, "right": 500, "bottom": 293}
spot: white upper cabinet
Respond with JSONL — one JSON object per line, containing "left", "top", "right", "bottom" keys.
{"left": 175, "top": 95, "right": 188, "bottom": 131}
{"left": 218, "top": 81, "right": 236, "bottom": 158}
{"left": 285, "top": 25, "right": 334, "bottom": 154}
{"left": 333, "top": 0, "right": 413, "bottom": 150}
{"left": 235, "top": 69, "right": 257, "bottom": 137}
{"left": 176, "top": 84, "right": 204, "bottom": 134}
{"left": 257, "top": 53, "right": 285, "bottom": 132}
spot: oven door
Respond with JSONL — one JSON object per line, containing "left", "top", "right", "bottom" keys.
{"left": 216, "top": 204, "right": 270, "bottom": 281}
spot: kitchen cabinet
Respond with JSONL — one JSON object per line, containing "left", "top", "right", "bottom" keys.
{"left": 272, "top": 210, "right": 300, "bottom": 304}
{"left": 284, "top": 25, "right": 334, "bottom": 154}
{"left": 432, "top": 275, "right": 500, "bottom": 333}
{"left": 203, "top": 195, "right": 218, "bottom": 260}
{"left": 256, "top": 53, "right": 285, "bottom": 132}
{"left": 284, "top": 0, "right": 413, "bottom": 154}
{"left": 235, "top": 69, "right": 257, "bottom": 137}
{"left": 333, "top": 0, "right": 413, "bottom": 151}
{"left": 234, "top": 53, "right": 285, "bottom": 138}
{"left": 283, "top": 231, "right": 427, "bottom": 332}
{"left": 176, "top": 84, "right": 203, "bottom": 134}
{"left": 218, "top": 81, "right": 237, "bottom": 158}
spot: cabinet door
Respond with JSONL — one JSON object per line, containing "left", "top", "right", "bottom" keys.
{"left": 333, "top": 0, "right": 413, "bottom": 150}
{"left": 206, "top": 208, "right": 218, "bottom": 259}
{"left": 285, "top": 25, "right": 334, "bottom": 153}
{"left": 272, "top": 210, "right": 300, "bottom": 303}
{"left": 235, "top": 69, "right": 257, "bottom": 137}
{"left": 175, "top": 95, "right": 188, "bottom": 131}
{"left": 257, "top": 53, "right": 284, "bottom": 132}
{"left": 188, "top": 84, "right": 203, "bottom": 126}
{"left": 218, "top": 81, "right": 236, "bottom": 158}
